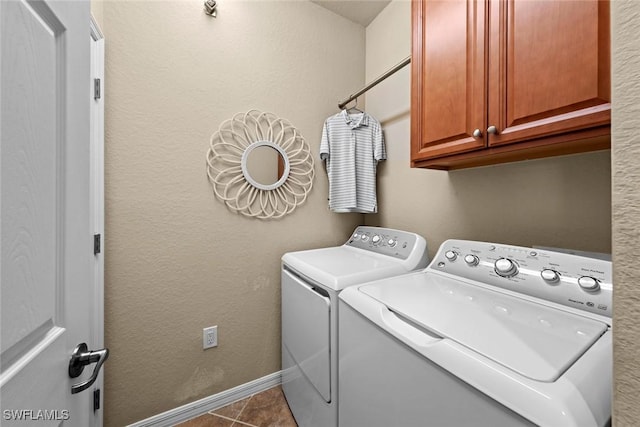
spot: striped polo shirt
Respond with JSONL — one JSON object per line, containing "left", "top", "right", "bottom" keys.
{"left": 320, "top": 110, "right": 386, "bottom": 213}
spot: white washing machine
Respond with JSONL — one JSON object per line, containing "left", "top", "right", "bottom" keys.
{"left": 339, "top": 239, "right": 612, "bottom": 427}
{"left": 281, "top": 226, "right": 428, "bottom": 427}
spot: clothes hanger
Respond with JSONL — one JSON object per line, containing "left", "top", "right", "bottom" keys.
{"left": 344, "top": 97, "right": 363, "bottom": 114}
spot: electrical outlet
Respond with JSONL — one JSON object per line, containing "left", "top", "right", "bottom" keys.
{"left": 203, "top": 326, "right": 218, "bottom": 349}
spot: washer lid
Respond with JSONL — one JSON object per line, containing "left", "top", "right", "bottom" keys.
{"left": 359, "top": 272, "right": 608, "bottom": 382}
{"left": 282, "top": 246, "right": 408, "bottom": 291}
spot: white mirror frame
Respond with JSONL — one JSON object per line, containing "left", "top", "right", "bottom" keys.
{"left": 206, "top": 110, "right": 314, "bottom": 219}
{"left": 240, "top": 140, "right": 290, "bottom": 191}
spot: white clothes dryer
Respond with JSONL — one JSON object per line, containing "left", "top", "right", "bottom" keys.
{"left": 339, "top": 239, "right": 612, "bottom": 427}
{"left": 281, "top": 226, "right": 428, "bottom": 427}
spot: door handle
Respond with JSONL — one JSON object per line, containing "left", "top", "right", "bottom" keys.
{"left": 68, "top": 343, "right": 109, "bottom": 394}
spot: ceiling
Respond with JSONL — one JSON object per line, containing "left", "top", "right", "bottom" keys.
{"left": 310, "top": 0, "right": 391, "bottom": 26}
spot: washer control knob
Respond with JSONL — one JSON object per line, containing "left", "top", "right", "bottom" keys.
{"left": 372, "top": 235, "right": 381, "bottom": 244}
{"left": 494, "top": 258, "right": 518, "bottom": 277}
{"left": 445, "top": 251, "right": 458, "bottom": 261}
{"left": 578, "top": 276, "right": 600, "bottom": 292}
{"left": 541, "top": 269, "right": 560, "bottom": 283}
{"left": 387, "top": 239, "right": 397, "bottom": 247}
{"left": 361, "top": 234, "right": 369, "bottom": 242}
{"left": 464, "top": 254, "right": 479, "bottom": 266}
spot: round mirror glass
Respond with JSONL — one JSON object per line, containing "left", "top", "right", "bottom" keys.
{"left": 241, "top": 141, "right": 290, "bottom": 191}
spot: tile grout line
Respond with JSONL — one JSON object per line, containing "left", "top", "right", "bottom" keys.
{"left": 231, "top": 419, "right": 259, "bottom": 427}
{"left": 205, "top": 412, "right": 257, "bottom": 427}
{"left": 231, "top": 394, "right": 254, "bottom": 427}
{"left": 205, "top": 394, "right": 253, "bottom": 419}
{"left": 207, "top": 413, "right": 237, "bottom": 423}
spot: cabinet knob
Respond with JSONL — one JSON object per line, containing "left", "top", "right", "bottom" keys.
{"left": 472, "top": 129, "right": 482, "bottom": 138}
{"left": 487, "top": 125, "right": 498, "bottom": 135}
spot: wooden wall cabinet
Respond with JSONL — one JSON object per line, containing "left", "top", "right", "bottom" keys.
{"left": 411, "top": 0, "right": 610, "bottom": 170}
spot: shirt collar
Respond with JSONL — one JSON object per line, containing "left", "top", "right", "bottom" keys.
{"left": 341, "top": 109, "right": 369, "bottom": 129}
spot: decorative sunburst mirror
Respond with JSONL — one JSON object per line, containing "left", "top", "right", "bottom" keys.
{"left": 206, "top": 110, "right": 314, "bottom": 219}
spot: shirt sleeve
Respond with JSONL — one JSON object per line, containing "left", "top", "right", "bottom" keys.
{"left": 373, "top": 120, "right": 386, "bottom": 161}
{"left": 319, "top": 120, "right": 330, "bottom": 161}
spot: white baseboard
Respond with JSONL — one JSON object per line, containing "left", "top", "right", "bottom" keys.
{"left": 127, "top": 371, "right": 282, "bottom": 427}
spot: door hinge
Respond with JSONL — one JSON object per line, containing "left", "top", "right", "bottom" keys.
{"left": 94, "top": 234, "right": 101, "bottom": 255}
{"left": 93, "top": 389, "right": 101, "bottom": 411}
{"left": 94, "top": 78, "right": 101, "bottom": 100}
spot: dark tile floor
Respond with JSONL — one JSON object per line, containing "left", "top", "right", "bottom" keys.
{"left": 174, "top": 386, "right": 297, "bottom": 427}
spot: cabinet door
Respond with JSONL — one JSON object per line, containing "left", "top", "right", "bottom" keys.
{"left": 487, "top": 0, "right": 610, "bottom": 147}
{"left": 411, "top": 0, "right": 486, "bottom": 163}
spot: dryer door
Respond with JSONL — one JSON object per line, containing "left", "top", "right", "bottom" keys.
{"left": 281, "top": 268, "right": 331, "bottom": 402}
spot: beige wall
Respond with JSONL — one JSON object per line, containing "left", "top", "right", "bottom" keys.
{"left": 90, "top": 0, "right": 103, "bottom": 30}
{"left": 100, "top": 2, "right": 363, "bottom": 425}
{"left": 612, "top": 0, "right": 640, "bottom": 424}
{"left": 364, "top": 0, "right": 611, "bottom": 258}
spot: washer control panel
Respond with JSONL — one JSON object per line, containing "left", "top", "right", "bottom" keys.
{"left": 346, "top": 226, "right": 422, "bottom": 261}
{"left": 430, "top": 240, "right": 612, "bottom": 319}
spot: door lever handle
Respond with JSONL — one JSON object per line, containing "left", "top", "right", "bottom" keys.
{"left": 69, "top": 343, "right": 109, "bottom": 394}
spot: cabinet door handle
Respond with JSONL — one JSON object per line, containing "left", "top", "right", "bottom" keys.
{"left": 472, "top": 129, "right": 482, "bottom": 138}
{"left": 487, "top": 125, "right": 498, "bottom": 135}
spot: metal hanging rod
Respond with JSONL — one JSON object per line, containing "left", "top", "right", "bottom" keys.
{"left": 337, "top": 55, "right": 411, "bottom": 110}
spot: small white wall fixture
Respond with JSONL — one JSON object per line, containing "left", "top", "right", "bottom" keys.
{"left": 206, "top": 110, "right": 314, "bottom": 219}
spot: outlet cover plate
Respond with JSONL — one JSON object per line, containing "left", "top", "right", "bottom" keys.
{"left": 203, "top": 326, "right": 218, "bottom": 349}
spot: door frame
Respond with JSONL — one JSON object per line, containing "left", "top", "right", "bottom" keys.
{"left": 90, "top": 15, "right": 105, "bottom": 425}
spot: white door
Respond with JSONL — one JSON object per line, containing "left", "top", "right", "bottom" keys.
{"left": 1, "top": 0, "right": 105, "bottom": 426}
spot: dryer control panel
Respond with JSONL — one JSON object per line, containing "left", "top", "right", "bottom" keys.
{"left": 430, "top": 240, "right": 612, "bottom": 320}
{"left": 346, "top": 226, "right": 427, "bottom": 265}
